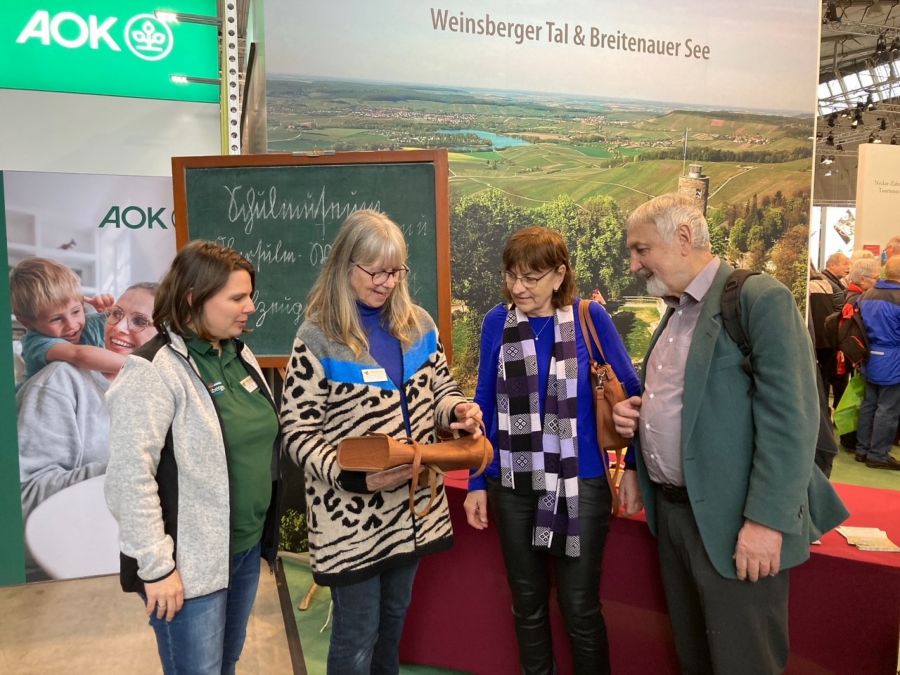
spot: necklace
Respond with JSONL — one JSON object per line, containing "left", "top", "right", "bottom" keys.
{"left": 531, "top": 316, "right": 554, "bottom": 341}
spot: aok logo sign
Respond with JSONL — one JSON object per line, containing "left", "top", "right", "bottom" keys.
{"left": 16, "top": 11, "right": 174, "bottom": 62}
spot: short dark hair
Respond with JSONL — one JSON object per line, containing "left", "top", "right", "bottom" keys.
{"left": 154, "top": 240, "right": 255, "bottom": 341}
{"left": 501, "top": 226, "right": 576, "bottom": 308}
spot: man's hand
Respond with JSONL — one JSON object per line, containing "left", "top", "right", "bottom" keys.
{"left": 618, "top": 469, "right": 644, "bottom": 515}
{"left": 463, "top": 490, "right": 489, "bottom": 530}
{"left": 613, "top": 396, "right": 642, "bottom": 438}
{"left": 734, "top": 519, "right": 783, "bottom": 582}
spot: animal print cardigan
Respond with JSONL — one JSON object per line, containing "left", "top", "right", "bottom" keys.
{"left": 280, "top": 307, "right": 467, "bottom": 586}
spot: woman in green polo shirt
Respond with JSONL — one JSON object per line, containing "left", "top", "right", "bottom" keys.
{"left": 105, "top": 241, "right": 281, "bottom": 675}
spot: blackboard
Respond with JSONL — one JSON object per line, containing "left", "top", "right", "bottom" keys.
{"left": 172, "top": 151, "right": 450, "bottom": 366}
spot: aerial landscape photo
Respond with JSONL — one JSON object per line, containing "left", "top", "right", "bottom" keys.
{"left": 267, "top": 76, "right": 815, "bottom": 383}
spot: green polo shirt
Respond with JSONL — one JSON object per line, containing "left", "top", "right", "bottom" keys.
{"left": 186, "top": 336, "right": 277, "bottom": 555}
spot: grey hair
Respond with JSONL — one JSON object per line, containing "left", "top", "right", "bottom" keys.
{"left": 848, "top": 257, "right": 880, "bottom": 284}
{"left": 825, "top": 251, "right": 849, "bottom": 268}
{"left": 627, "top": 193, "right": 710, "bottom": 250}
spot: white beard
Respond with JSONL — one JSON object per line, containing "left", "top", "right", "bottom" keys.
{"left": 644, "top": 275, "right": 671, "bottom": 297}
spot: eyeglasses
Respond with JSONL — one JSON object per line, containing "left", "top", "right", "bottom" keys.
{"left": 353, "top": 263, "right": 410, "bottom": 285}
{"left": 503, "top": 269, "right": 554, "bottom": 289}
{"left": 106, "top": 306, "right": 153, "bottom": 333}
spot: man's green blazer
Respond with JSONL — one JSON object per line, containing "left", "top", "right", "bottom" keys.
{"left": 634, "top": 261, "right": 848, "bottom": 578}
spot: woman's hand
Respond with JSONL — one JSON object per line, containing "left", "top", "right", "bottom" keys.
{"left": 144, "top": 569, "right": 185, "bottom": 622}
{"left": 452, "top": 401, "right": 483, "bottom": 438}
{"left": 464, "top": 490, "right": 489, "bottom": 530}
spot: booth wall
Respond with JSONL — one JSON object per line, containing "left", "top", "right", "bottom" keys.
{"left": 0, "top": 90, "right": 219, "bottom": 176}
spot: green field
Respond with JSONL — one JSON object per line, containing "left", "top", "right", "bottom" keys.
{"left": 267, "top": 78, "right": 813, "bottom": 209}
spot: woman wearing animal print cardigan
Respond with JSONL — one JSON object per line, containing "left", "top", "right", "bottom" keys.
{"left": 281, "top": 210, "right": 481, "bottom": 675}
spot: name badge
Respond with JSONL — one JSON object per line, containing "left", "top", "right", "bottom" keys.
{"left": 240, "top": 375, "right": 259, "bottom": 393}
{"left": 362, "top": 368, "right": 388, "bottom": 383}
{"left": 208, "top": 381, "right": 225, "bottom": 397}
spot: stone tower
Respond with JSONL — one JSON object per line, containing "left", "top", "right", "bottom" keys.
{"left": 678, "top": 163, "right": 709, "bottom": 216}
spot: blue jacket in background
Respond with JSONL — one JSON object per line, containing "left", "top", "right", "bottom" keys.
{"left": 860, "top": 279, "right": 900, "bottom": 385}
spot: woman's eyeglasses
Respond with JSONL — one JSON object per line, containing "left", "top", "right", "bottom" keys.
{"left": 106, "top": 306, "right": 153, "bottom": 333}
{"left": 353, "top": 263, "right": 410, "bottom": 285}
{"left": 503, "top": 269, "right": 553, "bottom": 289}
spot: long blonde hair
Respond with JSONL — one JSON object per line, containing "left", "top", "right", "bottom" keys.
{"left": 305, "top": 210, "right": 421, "bottom": 355}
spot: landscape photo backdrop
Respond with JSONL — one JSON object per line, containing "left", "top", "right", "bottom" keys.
{"left": 265, "top": 0, "right": 821, "bottom": 385}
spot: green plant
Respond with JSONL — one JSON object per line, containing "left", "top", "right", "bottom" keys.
{"left": 280, "top": 508, "right": 309, "bottom": 553}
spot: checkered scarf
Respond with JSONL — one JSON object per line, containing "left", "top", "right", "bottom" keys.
{"left": 496, "top": 304, "right": 581, "bottom": 557}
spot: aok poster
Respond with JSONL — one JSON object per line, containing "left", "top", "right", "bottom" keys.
{"left": 2, "top": 170, "right": 175, "bottom": 581}
{"left": 264, "top": 0, "right": 821, "bottom": 384}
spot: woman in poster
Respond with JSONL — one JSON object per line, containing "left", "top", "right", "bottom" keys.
{"left": 17, "top": 281, "right": 159, "bottom": 518}
{"left": 464, "top": 226, "right": 640, "bottom": 674}
{"left": 280, "top": 209, "right": 481, "bottom": 674}
{"left": 17, "top": 281, "right": 159, "bottom": 580}
{"left": 105, "top": 242, "right": 281, "bottom": 674}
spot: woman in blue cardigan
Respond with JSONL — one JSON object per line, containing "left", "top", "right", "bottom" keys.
{"left": 464, "top": 226, "right": 640, "bottom": 675}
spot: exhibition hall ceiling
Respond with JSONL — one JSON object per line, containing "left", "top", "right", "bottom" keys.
{"left": 817, "top": 1, "right": 900, "bottom": 202}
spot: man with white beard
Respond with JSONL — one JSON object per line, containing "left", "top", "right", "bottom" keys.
{"left": 611, "top": 193, "right": 847, "bottom": 675}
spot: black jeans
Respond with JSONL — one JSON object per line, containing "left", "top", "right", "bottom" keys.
{"left": 488, "top": 477, "right": 612, "bottom": 675}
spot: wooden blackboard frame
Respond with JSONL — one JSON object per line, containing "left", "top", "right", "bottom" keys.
{"left": 171, "top": 150, "right": 452, "bottom": 368}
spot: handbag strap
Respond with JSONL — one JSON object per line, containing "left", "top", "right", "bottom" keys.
{"left": 577, "top": 299, "right": 608, "bottom": 365}
{"left": 409, "top": 443, "right": 439, "bottom": 518}
{"left": 406, "top": 422, "right": 492, "bottom": 517}
{"left": 577, "top": 299, "right": 624, "bottom": 516}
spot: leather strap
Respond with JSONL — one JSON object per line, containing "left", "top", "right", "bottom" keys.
{"left": 577, "top": 299, "right": 623, "bottom": 516}
{"left": 408, "top": 441, "right": 438, "bottom": 518}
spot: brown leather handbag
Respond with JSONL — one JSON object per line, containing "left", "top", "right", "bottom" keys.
{"left": 337, "top": 430, "right": 492, "bottom": 517}
{"left": 577, "top": 299, "right": 629, "bottom": 514}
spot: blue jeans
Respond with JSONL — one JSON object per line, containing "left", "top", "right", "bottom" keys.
{"left": 145, "top": 542, "right": 262, "bottom": 675}
{"left": 328, "top": 560, "right": 419, "bottom": 675}
{"left": 856, "top": 380, "right": 900, "bottom": 461}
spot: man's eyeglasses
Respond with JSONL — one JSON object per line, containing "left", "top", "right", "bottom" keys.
{"left": 106, "top": 306, "right": 153, "bottom": 333}
{"left": 353, "top": 263, "right": 410, "bottom": 285}
{"left": 503, "top": 269, "right": 554, "bottom": 289}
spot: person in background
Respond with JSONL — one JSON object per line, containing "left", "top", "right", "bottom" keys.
{"left": 613, "top": 193, "right": 846, "bottom": 675}
{"left": 822, "top": 252, "right": 850, "bottom": 302}
{"left": 837, "top": 257, "right": 882, "bottom": 453}
{"left": 464, "top": 226, "right": 640, "bottom": 674}
{"left": 10, "top": 256, "right": 123, "bottom": 382}
{"left": 819, "top": 252, "right": 851, "bottom": 409}
{"left": 280, "top": 210, "right": 481, "bottom": 675}
{"left": 882, "top": 236, "right": 900, "bottom": 264}
{"left": 105, "top": 242, "right": 281, "bottom": 674}
{"left": 854, "top": 256, "right": 900, "bottom": 470}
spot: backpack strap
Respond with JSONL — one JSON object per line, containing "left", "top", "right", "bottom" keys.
{"left": 720, "top": 269, "right": 760, "bottom": 380}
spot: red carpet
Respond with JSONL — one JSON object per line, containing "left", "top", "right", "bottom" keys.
{"left": 401, "top": 479, "right": 900, "bottom": 674}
